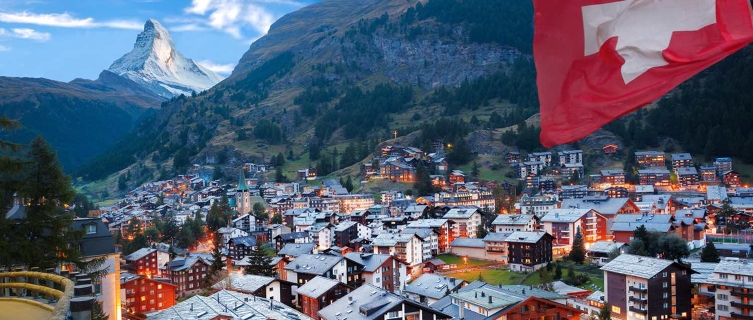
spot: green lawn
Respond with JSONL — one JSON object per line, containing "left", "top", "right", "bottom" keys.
{"left": 436, "top": 254, "right": 493, "bottom": 267}
{"left": 445, "top": 269, "right": 526, "bottom": 285}
{"left": 522, "top": 263, "right": 605, "bottom": 291}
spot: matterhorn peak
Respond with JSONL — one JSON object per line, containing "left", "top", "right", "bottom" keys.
{"left": 108, "top": 19, "right": 223, "bottom": 99}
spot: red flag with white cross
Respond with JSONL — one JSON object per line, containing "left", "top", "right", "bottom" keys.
{"left": 534, "top": 0, "right": 753, "bottom": 147}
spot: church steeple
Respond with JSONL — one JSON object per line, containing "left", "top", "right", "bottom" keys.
{"left": 237, "top": 170, "right": 249, "bottom": 192}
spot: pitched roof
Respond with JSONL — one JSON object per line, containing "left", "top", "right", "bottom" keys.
{"left": 229, "top": 236, "right": 257, "bottom": 247}
{"left": 450, "top": 238, "right": 485, "bottom": 248}
{"left": 278, "top": 243, "right": 316, "bottom": 257}
{"left": 237, "top": 171, "right": 249, "bottom": 191}
{"left": 443, "top": 207, "right": 480, "bottom": 219}
{"left": 344, "top": 253, "right": 393, "bottom": 272}
{"left": 406, "top": 219, "right": 448, "bottom": 228}
{"left": 483, "top": 232, "right": 513, "bottom": 242}
{"left": 297, "top": 276, "right": 342, "bottom": 298}
{"left": 601, "top": 254, "right": 694, "bottom": 279}
{"left": 149, "top": 289, "right": 311, "bottom": 320}
{"left": 540, "top": 209, "right": 592, "bottom": 223}
{"left": 404, "top": 274, "right": 464, "bottom": 300}
{"left": 276, "top": 232, "right": 310, "bottom": 241}
{"left": 587, "top": 241, "right": 626, "bottom": 254}
{"left": 124, "top": 248, "right": 156, "bottom": 261}
{"left": 492, "top": 214, "right": 535, "bottom": 226}
{"left": 713, "top": 259, "right": 753, "bottom": 277}
{"left": 211, "top": 274, "right": 275, "bottom": 292}
{"left": 284, "top": 254, "right": 343, "bottom": 275}
{"left": 318, "top": 284, "right": 449, "bottom": 320}
{"left": 505, "top": 231, "right": 551, "bottom": 244}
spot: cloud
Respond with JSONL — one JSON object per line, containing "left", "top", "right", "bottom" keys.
{"left": 11, "top": 28, "right": 50, "bottom": 41}
{"left": 0, "top": 45, "right": 9, "bottom": 52}
{"left": 0, "top": 11, "right": 142, "bottom": 30}
{"left": 0, "top": 27, "right": 50, "bottom": 41}
{"left": 196, "top": 59, "right": 235, "bottom": 75}
{"left": 170, "top": 24, "right": 208, "bottom": 32}
{"left": 183, "top": 0, "right": 275, "bottom": 39}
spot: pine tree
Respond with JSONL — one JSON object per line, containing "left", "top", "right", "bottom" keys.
{"left": 633, "top": 224, "right": 649, "bottom": 244}
{"left": 700, "top": 242, "right": 721, "bottom": 263}
{"left": 345, "top": 175, "right": 354, "bottom": 192}
{"left": 472, "top": 161, "right": 480, "bottom": 178}
{"left": 554, "top": 264, "right": 562, "bottom": 280}
{"left": 90, "top": 301, "right": 109, "bottom": 320}
{"left": 271, "top": 213, "right": 283, "bottom": 225}
{"left": 414, "top": 162, "right": 434, "bottom": 196}
{"left": 598, "top": 302, "right": 611, "bottom": 320}
{"left": 569, "top": 229, "right": 586, "bottom": 264}
{"left": 275, "top": 166, "right": 286, "bottom": 183}
{"left": 476, "top": 224, "right": 488, "bottom": 238}
{"left": 244, "top": 244, "right": 276, "bottom": 277}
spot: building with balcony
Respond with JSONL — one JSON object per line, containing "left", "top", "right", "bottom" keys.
{"left": 492, "top": 214, "right": 538, "bottom": 233}
{"left": 371, "top": 233, "right": 424, "bottom": 266}
{"left": 715, "top": 157, "right": 734, "bottom": 176}
{"left": 404, "top": 274, "right": 466, "bottom": 305}
{"left": 638, "top": 169, "right": 671, "bottom": 187}
{"left": 529, "top": 152, "right": 553, "bottom": 166}
{"left": 540, "top": 209, "right": 608, "bottom": 248}
{"left": 227, "top": 236, "right": 257, "bottom": 261}
{"left": 677, "top": 167, "right": 699, "bottom": 187}
{"left": 707, "top": 258, "right": 753, "bottom": 320}
{"left": 124, "top": 248, "right": 158, "bottom": 277}
{"left": 586, "top": 241, "right": 627, "bottom": 266}
{"left": 164, "top": 255, "right": 212, "bottom": 297}
{"left": 443, "top": 207, "right": 483, "bottom": 239}
{"left": 506, "top": 231, "right": 554, "bottom": 272}
{"left": 560, "top": 150, "right": 584, "bottom": 166}
{"left": 318, "top": 284, "right": 452, "bottom": 320}
{"left": 602, "top": 254, "right": 696, "bottom": 320}
{"left": 334, "top": 194, "right": 375, "bottom": 214}
{"left": 600, "top": 169, "right": 626, "bottom": 186}
{"left": 344, "top": 252, "right": 408, "bottom": 293}
{"left": 121, "top": 272, "right": 177, "bottom": 314}
{"left": 298, "top": 276, "right": 352, "bottom": 319}
{"left": 406, "top": 219, "right": 451, "bottom": 253}
{"left": 284, "top": 254, "right": 363, "bottom": 288}
{"left": 635, "top": 151, "right": 666, "bottom": 167}
{"left": 700, "top": 165, "right": 718, "bottom": 182}
{"left": 671, "top": 153, "right": 694, "bottom": 171}
{"left": 519, "top": 194, "right": 559, "bottom": 217}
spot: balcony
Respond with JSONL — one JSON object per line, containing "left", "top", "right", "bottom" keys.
{"left": 732, "top": 301, "right": 753, "bottom": 309}
{"left": 0, "top": 271, "right": 75, "bottom": 320}
{"left": 629, "top": 296, "right": 648, "bottom": 304}
{"left": 730, "top": 312, "right": 753, "bottom": 320}
{"left": 629, "top": 286, "right": 648, "bottom": 293}
{"left": 629, "top": 306, "right": 648, "bottom": 314}
{"left": 733, "top": 290, "right": 753, "bottom": 298}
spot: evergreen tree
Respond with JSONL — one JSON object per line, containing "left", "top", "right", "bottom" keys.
{"left": 472, "top": 161, "right": 480, "bottom": 178}
{"left": 345, "top": 175, "right": 354, "bottom": 192}
{"left": 253, "top": 202, "right": 269, "bottom": 222}
{"left": 309, "top": 142, "right": 321, "bottom": 161}
{"left": 191, "top": 210, "right": 204, "bottom": 241}
{"left": 629, "top": 238, "right": 649, "bottom": 256}
{"left": 90, "top": 301, "right": 109, "bottom": 320}
{"left": 554, "top": 264, "right": 562, "bottom": 280}
{"left": 569, "top": 229, "right": 586, "bottom": 264}
{"left": 244, "top": 244, "right": 276, "bottom": 277}
{"left": 275, "top": 166, "right": 286, "bottom": 183}
{"left": 633, "top": 225, "right": 649, "bottom": 244}
{"left": 700, "top": 242, "right": 721, "bottom": 263}
{"left": 271, "top": 213, "right": 283, "bottom": 225}
{"left": 658, "top": 234, "right": 690, "bottom": 261}
{"left": 476, "top": 224, "right": 488, "bottom": 238}
{"left": 598, "top": 302, "right": 611, "bottom": 320}
{"left": 537, "top": 267, "right": 555, "bottom": 291}
{"left": 414, "top": 162, "right": 434, "bottom": 196}
{"left": 144, "top": 226, "right": 160, "bottom": 244}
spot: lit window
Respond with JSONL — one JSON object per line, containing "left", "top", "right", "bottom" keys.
{"left": 141, "top": 296, "right": 146, "bottom": 302}
{"left": 611, "top": 306, "right": 621, "bottom": 314}
{"left": 86, "top": 224, "right": 97, "bottom": 234}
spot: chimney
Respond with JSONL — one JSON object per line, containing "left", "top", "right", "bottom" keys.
{"left": 475, "top": 292, "right": 478, "bottom": 298}
{"left": 488, "top": 296, "right": 493, "bottom": 304}
{"left": 190, "top": 303, "right": 193, "bottom": 311}
{"left": 481, "top": 291, "right": 485, "bottom": 297}
{"left": 522, "top": 289, "right": 526, "bottom": 294}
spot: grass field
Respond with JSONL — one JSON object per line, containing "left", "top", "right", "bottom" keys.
{"left": 445, "top": 269, "right": 526, "bottom": 285}
{"left": 436, "top": 254, "right": 494, "bottom": 267}
{"left": 522, "top": 262, "right": 605, "bottom": 291}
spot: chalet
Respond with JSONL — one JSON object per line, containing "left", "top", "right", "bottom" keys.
{"left": 505, "top": 231, "right": 554, "bottom": 272}
{"left": 519, "top": 194, "right": 558, "bottom": 217}
{"left": 406, "top": 219, "right": 451, "bottom": 253}
{"left": 123, "top": 247, "right": 158, "bottom": 277}
{"left": 149, "top": 290, "right": 307, "bottom": 320}
{"left": 382, "top": 158, "right": 416, "bottom": 182}
{"left": 700, "top": 165, "right": 717, "bottom": 182}
{"left": 561, "top": 185, "right": 588, "bottom": 199}
{"left": 538, "top": 177, "right": 556, "bottom": 192}
{"left": 635, "top": 151, "right": 666, "bottom": 167}
{"left": 121, "top": 273, "right": 177, "bottom": 314}
{"left": 228, "top": 236, "right": 257, "bottom": 261}
{"left": 164, "top": 255, "right": 212, "bottom": 296}
{"left": 517, "top": 161, "right": 544, "bottom": 179}
{"left": 431, "top": 282, "right": 583, "bottom": 320}
{"left": 333, "top": 220, "right": 358, "bottom": 250}
{"left": 505, "top": 151, "right": 522, "bottom": 164}
{"left": 714, "top": 157, "right": 733, "bottom": 175}
{"left": 284, "top": 254, "right": 363, "bottom": 287}
{"left": 275, "top": 232, "right": 312, "bottom": 250}
{"left": 560, "top": 195, "right": 640, "bottom": 218}
{"left": 723, "top": 170, "right": 741, "bottom": 187}
{"left": 218, "top": 227, "right": 249, "bottom": 248}
{"left": 297, "top": 168, "right": 317, "bottom": 181}
{"left": 278, "top": 242, "right": 317, "bottom": 260}
{"left": 371, "top": 233, "right": 424, "bottom": 266}
{"left": 211, "top": 274, "right": 296, "bottom": 307}
{"left": 297, "top": 276, "right": 352, "bottom": 319}
{"left": 638, "top": 169, "right": 671, "bottom": 187}
{"left": 671, "top": 153, "right": 694, "bottom": 171}
{"left": 603, "top": 144, "right": 619, "bottom": 156}
{"left": 404, "top": 274, "right": 466, "bottom": 305}
{"left": 605, "top": 187, "right": 629, "bottom": 198}
{"left": 344, "top": 252, "right": 408, "bottom": 293}
{"left": 404, "top": 204, "right": 429, "bottom": 219}
{"left": 317, "top": 284, "right": 452, "bottom": 320}
{"left": 449, "top": 170, "right": 466, "bottom": 184}
{"left": 492, "top": 214, "right": 538, "bottom": 232}
{"left": 559, "top": 150, "right": 583, "bottom": 166}
{"left": 561, "top": 163, "right": 585, "bottom": 179}
{"left": 401, "top": 228, "right": 437, "bottom": 260}
{"left": 610, "top": 214, "right": 677, "bottom": 244}
{"left": 442, "top": 207, "right": 482, "bottom": 239}
{"left": 231, "top": 214, "right": 256, "bottom": 234}
{"left": 676, "top": 167, "right": 699, "bottom": 187}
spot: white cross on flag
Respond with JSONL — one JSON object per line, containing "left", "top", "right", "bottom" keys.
{"left": 534, "top": 0, "right": 753, "bottom": 147}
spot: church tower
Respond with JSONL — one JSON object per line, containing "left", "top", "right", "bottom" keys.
{"left": 236, "top": 171, "right": 251, "bottom": 215}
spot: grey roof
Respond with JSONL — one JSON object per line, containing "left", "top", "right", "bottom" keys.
{"left": 551, "top": 281, "right": 590, "bottom": 295}
{"left": 125, "top": 248, "right": 157, "bottom": 261}
{"left": 676, "top": 167, "right": 698, "bottom": 175}
{"left": 443, "top": 207, "right": 480, "bottom": 219}
{"left": 333, "top": 221, "right": 357, "bottom": 232}
{"left": 72, "top": 218, "right": 116, "bottom": 257}
{"left": 276, "top": 232, "right": 310, "bottom": 241}
{"left": 610, "top": 222, "right": 673, "bottom": 233}
{"left": 707, "top": 185, "right": 729, "bottom": 201}
{"left": 600, "top": 169, "right": 625, "bottom": 176}
{"left": 211, "top": 274, "right": 275, "bottom": 292}
{"left": 560, "top": 197, "right": 632, "bottom": 216}
{"left": 586, "top": 290, "right": 605, "bottom": 303}
{"left": 401, "top": 228, "right": 435, "bottom": 240}
{"left": 496, "top": 284, "right": 567, "bottom": 300}
{"left": 540, "top": 209, "right": 592, "bottom": 223}
{"left": 148, "top": 289, "right": 311, "bottom": 320}
{"left": 284, "top": 254, "right": 343, "bottom": 275}
{"left": 483, "top": 232, "right": 513, "bottom": 242}
{"left": 714, "top": 243, "right": 753, "bottom": 252}
{"left": 492, "top": 214, "right": 535, "bottom": 226}
{"left": 635, "top": 150, "right": 665, "bottom": 156}
{"left": 450, "top": 238, "right": 485, "bottom": 248}
{"left": 406, "top": 219, "right": 448, "bottom": 228}
{"left": 713, "top": 259, "right": 753, "bottom": 277}
{"left": 505, "top": 231, "right": 550, "bottom": 244}
{"left": 405, "top": 274, "right": 465, "bottom": 300}
{"left": 344, "top": 253, "right": 393, "bottom": 272}
{"left": 690, "top": 262, "right": 719, "bottom": 284}
{"left": 405, "top": 205, "right": 428, "bottom": 213}
{"left": 601, "top": 254, "right": 693, "bottom": 279}
{"left": 371, "top": 233, "right": 416, "bottom": 246}
{"left": 297, "top": 276, "right": 341, "bottom": 298}
{"left": 587, "top": 241, "right": 626, "bottom": 254}
{"left": 278, "top": 243, "right": 316, "bottom": 257}
{"left": 5, "top": 204, "right": 26, "bottom": 220}
{"left": 318, "top": 284, "right": 449, "bottom": 320}
{"left": 168, "top": 256, "right": 210, "bottom": 272}
{"left": 671, "top": 153, "right": 692, "bottom": 161}
{"left": 641, "top": 195, "right": 672, "bottom": 210}
{"left": 230, "top": 236, "right": 257, "bottom": 247}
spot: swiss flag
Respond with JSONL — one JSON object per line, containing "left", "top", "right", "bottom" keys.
{"left": 534, "top": 0, "right": 753, "bottom": 147}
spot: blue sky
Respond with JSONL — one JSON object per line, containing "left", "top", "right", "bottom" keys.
{"left": 0, "top": 0, "right": 318, "bottom": 81}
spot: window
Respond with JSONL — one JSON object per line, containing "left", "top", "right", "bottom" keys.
{"left": 141, "top": 296, "right": 146, "bottom": 302}
{"left": 157, "top": 284, "right": 162, "bottom": 290}
{"left": 717, "top": 294, "right": 728, "bottom": 301}
{"left": 735, "top": 275, "right": 742, "bottom": 281}
{"left": 681, "top": 270, "right": 687, "bottom": 275}
{"left": 662, "top": 272, "right": 667, "bottom": 277}
{"left": 663, "top": 302, "right": 669, "bottom": 309}
{"left": 612, "top": 306, "right": 621, "bottom": 314}
{"left": 663, "top": 282, "right": 668, "bottom": 288}
{"left": 663, "top": 292, "right": 668, "bottom": 298}
{"left": 720, "top": 273, "right": 729, "bottom": 279}
{"left": 86, "top": 224, "right": 97, "bottom": 234}
{"left": 718, "top": 305, "right": 729, "bottom": 311}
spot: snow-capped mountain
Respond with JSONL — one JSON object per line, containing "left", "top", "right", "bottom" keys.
{"left": 108, "top": 19, "right": 223, "bottom": 98}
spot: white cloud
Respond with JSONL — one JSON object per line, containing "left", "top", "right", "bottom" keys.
{"left": 183, "top": 0, "right": 275, "bottom": 39}
{"left": 170, "top": 23, "right": 207, "bottom": 32}
{"left": 11, "top": 28, "right": 50, "bottom": 41}
{"left": 0, "top": 27, "right": 50, "bottom": 41}
{"left": 0, "top": 45, "right": 9, "bottom": 52}
{"left": 0, "top": 11, "right": 143, "bottom": 30}
{"left": 196, "top": 59, "right": 235, "bottom": 74}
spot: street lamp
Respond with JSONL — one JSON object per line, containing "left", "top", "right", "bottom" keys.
{"left": 463, "top": 256, "right": 468, "bottom": 268}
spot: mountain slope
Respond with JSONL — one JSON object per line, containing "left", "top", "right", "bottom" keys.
{"left": 0, "top": 72, "right": 162, "bottom": 171}
{"left": 77, "top": 0, "right": 537, "bottom": 183}
{"left": 108, "top": 19, "right": 223, "bottom": 98}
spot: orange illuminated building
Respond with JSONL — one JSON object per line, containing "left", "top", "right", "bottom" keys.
{"left": 122, "top": 273, "right": 177, "bottom": 315}
{"left": 124, "top": 248, "right": 158, "bottom": 277}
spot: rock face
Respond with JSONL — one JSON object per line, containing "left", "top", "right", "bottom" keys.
{"left": 109, "top": 19, "right": 223, "bottom": 98}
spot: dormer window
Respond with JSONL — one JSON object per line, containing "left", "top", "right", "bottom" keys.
{"left": 86, "top": 224, "right": 97, "bottom": 234}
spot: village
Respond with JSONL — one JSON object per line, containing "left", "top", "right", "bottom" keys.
{"left": 48, "top": 143, "right": 753, "bottom": 320}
